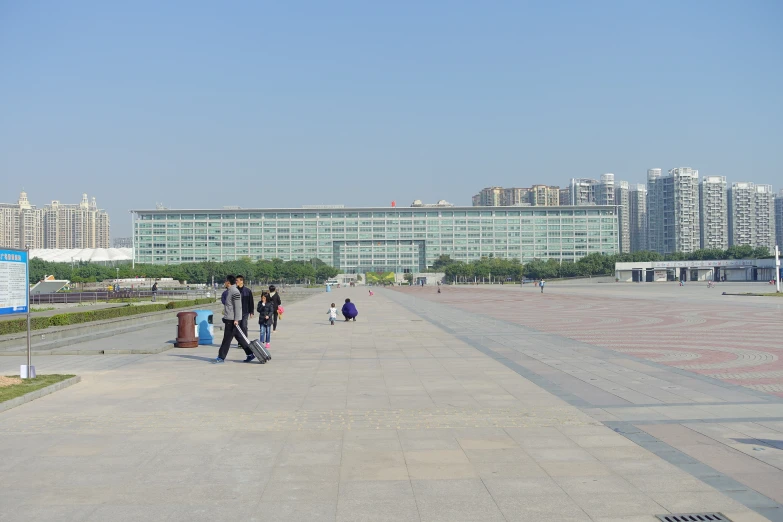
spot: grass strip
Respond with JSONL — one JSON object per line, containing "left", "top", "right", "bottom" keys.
{"left": 0, "top": 374, "right": 76, "bottom": 403}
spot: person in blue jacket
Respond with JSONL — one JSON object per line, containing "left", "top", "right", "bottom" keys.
{"left": 341, "top": 298, "right": 358, "bottom": 322}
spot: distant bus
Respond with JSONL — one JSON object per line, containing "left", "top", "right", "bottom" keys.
{"left": 325, "top": 279, "right": 339, "bottom": 286}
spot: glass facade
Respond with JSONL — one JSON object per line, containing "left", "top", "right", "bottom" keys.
{"left": 132, "top": 206, "right": 620, "bottom": 272}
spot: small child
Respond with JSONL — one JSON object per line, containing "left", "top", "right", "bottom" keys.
{"left": 368, "top": 290, "right": 374, "bottom": 296}
{"left": 327, "top": 303, "right": 338, "bottom": 325}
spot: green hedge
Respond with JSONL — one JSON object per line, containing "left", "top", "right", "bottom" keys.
{"left": 0, "top": 298, "right": 215, "bottom": 336}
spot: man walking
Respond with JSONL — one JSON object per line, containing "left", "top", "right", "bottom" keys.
{"left": 151, "top": 281, "right": 158, "bottom": 302}
{"left": 236, "top": 275, "right": 254, "bottom": 338}
{"left": 214, "top": 275, "right": 255, "bottom": 364}
{"left": 268, "top": 285, "right": 282, "bottom": 332}
{"left": 539, "top": 279, "right": 545, "bottom": 293}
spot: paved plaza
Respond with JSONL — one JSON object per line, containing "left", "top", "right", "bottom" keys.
{"left": 0, "top": 283, "right": 781, "bottom": 521}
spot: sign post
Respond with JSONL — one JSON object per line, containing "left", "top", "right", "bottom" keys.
{"left": 0, "top": 248, "right": 32, "bottom": 378}
{"left": 776, "top": 245, "right": 781, "bottom": 293}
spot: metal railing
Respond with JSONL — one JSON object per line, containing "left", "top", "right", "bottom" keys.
{"left": 30, "top": 289, "right": 216, "bottom": 305}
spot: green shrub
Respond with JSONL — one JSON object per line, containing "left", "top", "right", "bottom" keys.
{"left": 0, "top": 298, "right": 214, "bottom": 336}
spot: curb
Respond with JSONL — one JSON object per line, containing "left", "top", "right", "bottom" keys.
{"left": 0, "top": 376, "right": 82, "bottom": 414}
{"left": 0, "top": 343, "right": 175, "bottom": 357}
{"left": 101, "top": 344, "right": 175, "bottom": 355}
{"left": 0, "top": 343, "right": 176, "bottom": 356}
{"left": 721, "top": 292, "right": 780, "bottom": 297}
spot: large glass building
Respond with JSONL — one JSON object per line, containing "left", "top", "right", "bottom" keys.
{"left": 131, "top": 206, "right": 620, "bottom": 272}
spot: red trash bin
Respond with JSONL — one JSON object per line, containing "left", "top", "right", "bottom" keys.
{"left": 176, "top": 311, "right": 198, "bottom": 348}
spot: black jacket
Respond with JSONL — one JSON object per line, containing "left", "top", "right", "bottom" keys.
{"left": 268, "top": 291, "right": 282, "bottom": 313}
{"left": 238, "top": 286, "right": 254, "bottom": 316}
{"left": 256, "top": 301, "right": 275, "bottom": 326}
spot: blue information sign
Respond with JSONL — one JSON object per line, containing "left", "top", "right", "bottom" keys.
{"left": 0, "top": 249, "right": 29, "bottom": 316}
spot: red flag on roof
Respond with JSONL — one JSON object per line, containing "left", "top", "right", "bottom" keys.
{"left": 391, "top": 201, "right": 396, "bottom": 207}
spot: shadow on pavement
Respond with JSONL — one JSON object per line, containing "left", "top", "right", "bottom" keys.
{"left": 167, "top": 354, "right": 215, "bottom": 363}
{"left": 733, "top": 438, "right": 783, "bottom": 450}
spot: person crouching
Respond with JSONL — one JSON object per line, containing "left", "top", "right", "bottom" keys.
{"left": 342, "top": 298, "right": 358, "bottom": 322}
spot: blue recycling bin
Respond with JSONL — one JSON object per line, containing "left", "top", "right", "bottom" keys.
{"left": 194, "top": 309, "right": 214, "bottom": 344}
{"left": 325, "top": 284, "right": 331, "bottom": 293}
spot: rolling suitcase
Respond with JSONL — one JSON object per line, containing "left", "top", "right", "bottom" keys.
{"left": 236, "top": 326, "right": 269, "bottom": 363}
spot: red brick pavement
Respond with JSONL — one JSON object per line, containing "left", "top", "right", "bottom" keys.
{"left": 395, "top": 286, "right": 783, "bottom": 398}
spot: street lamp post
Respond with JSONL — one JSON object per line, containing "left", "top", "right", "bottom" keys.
{"left": 776, "top": 245, "right": 781, "bottom": 293}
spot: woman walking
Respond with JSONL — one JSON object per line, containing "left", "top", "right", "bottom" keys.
{"left": 257, "top": 292, "right": 275, "bottom": 351}
{"left": 268, "top": 285, "right": 282, "bottom": 332}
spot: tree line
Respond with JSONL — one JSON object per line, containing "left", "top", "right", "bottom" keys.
{"left": 29, "top": 244, "right": 771, "bottom": 285}
{"left": 29, "top": 257, "right": 340, "bottom": 285}
{"left": 431, "top": 245, "right": 772, "bottom": 282}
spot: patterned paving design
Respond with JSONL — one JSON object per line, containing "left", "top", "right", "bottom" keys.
{"left": 395, "top": 286, "right": 783, "bottom": 398}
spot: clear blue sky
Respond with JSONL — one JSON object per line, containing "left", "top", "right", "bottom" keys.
{"left": 1, "top": 1, "right": 781, "bottom": 237}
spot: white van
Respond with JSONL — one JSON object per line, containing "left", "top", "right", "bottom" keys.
{"left": 325, "top": 279, "right": 339, "bottom": 286}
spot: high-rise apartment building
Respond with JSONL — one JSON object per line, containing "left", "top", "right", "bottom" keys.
{"left": 568, "top": 178, "right": 598, "bottom": 205}
{"left": 113, "top": 237, "right": 133, "bottom": 248}
{"left": 628, "top": 184, "right": 647, "bottom": 252}
{"left": 472, "top": 186, "right": 561, "bottom": 207}
{"left": 776, "top": 190, "right": 783, "bottom": 250}
{"left": 0, "top": 191, "right": 110, "bottom": 249}
{"left": 753, "top": 185, "right": 776, "bottom": 252}
{"left": 472, "top": 187, "right": 504, "bottom": 206}
{"left": 501, "top": 187, "right": 531, "bottom": 206}
{"left": 615, "top": 180, "right": 630, "bottom": 253}
{"left": 43, "top": 194, "right": 111, "bottom": 249}
{"left": 646, "top": 169, "right": 663, "bottom": 254}
{"left": 0, "top": 192, "right": 43, "bottom": 249}
{"left": 530, "top": 185, "right": 560, "bottom": 206}
{"left": 595, "top": 174, "right": 615, "bottom": 206}
{"left": 699, "top": 176, "right": 728, "bottom": 250}
{"left": 647, "top": 168, "right": 700, "bottom": 255}
{"left": 729, "top": 183, "right": 775, "bottom": 251}
{"left": 559, "top": 187, "right": 571, "bottom": 206}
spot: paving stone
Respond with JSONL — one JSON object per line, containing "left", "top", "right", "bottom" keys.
{"left": 260, "top": 480, "right": 339, "bottom": 503}
{"left": 554, "top": 475, "right": 641, "bottom": 495}
{"left": 493, "top": 493, "right": 592, "bottom": 521}
{"left": 482, "top": 476, "right": 565, "bottom": 497}
{"left": 84, "top": 505, "right": 180, "bottom": 522}
{"left": 626, "top": 473, "right": 717, "bottom": 493}
{"left": 567, "top": 492, "right": 666, "bottom": 518}
{"left": 415, "top": 496, "right": 506, "bottom": 522}
{"left": 251, "top": 501, "right": 337, "bottom": 522}
{"left": 336, "top": 498, "right": 420, "bottom": 522}
{"left": 648, "top": 490, "right": 748, "bottom": 513}
{"left": 270, "top": 465, "right": 341, "bottom": 483}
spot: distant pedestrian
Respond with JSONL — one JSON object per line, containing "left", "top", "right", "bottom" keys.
{"left": 214, "top": 275, "right": 255, "bottom": 364}
{"left": 257, "top": 292, "right": 274, "bottom": 351}
{"left": 268, "top": 285, "right": 282, "bottom": 332}
{"left": 342, "top": 298, "right": 358, "bottom": 321}
{"left": 151, "top": 282, "right": 158, "bottom": 302}
{"left": 327, "top": 302, "right": 338, "bottom": 325}
{"left": 539, "top": 279, "right": 545, "bottom": 293}
{"left": 236, "top": 275, "right": 254, "bottom": 338}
